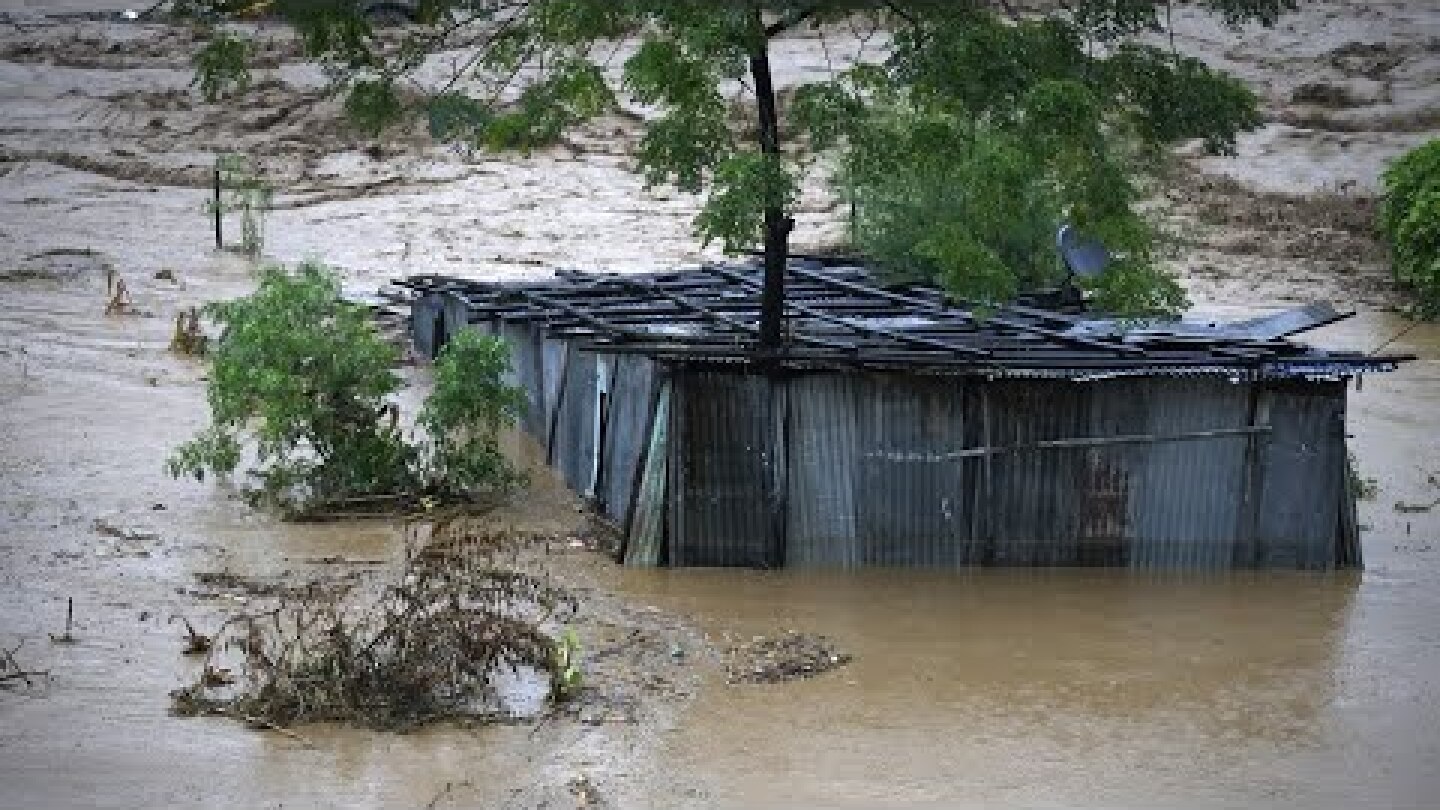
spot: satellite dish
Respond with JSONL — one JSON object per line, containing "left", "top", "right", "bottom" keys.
{"left": 1057, "top": 224, "right": 1110, "bottom": 279}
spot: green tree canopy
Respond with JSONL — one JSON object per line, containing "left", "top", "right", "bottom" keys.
{"left": 182, "top": 0, "right": 1297, "bottom": 322}
{"left": 1380, "top": 138, "right": 1440, "bottom": 318}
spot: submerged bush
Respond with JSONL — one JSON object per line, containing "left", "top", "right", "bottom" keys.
{"left": 1380, "top": 138, "right": 1440, "bottom": 318}
{"left": 170, "top": 521, "right": 577, "bottom": 731}
{"left": 167, "top": 261, "right": 524, "bottom": 514}
{"left": 420, "top": 328, "right": 528, "bottom": 498}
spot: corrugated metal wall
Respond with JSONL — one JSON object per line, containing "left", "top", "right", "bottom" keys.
{"left": 411, "top": 292, "right": 474, "bottom": 362}
{"left": 599, "top": 355, "right": 656, "bottom": 526}
{"left": 540, "top": 338, "right": 568, "bottom": 445}
{"left": 551, "top": 345, "right": 597, "bottom": 496}
{"left": 669, "top": 371, "right": 777, "bottom": 567}
{"left": 1117, "top": 378, "right": 1252, "bottom": 569}
{"left": 983, "top": 380, "right": 1091, "bottom": 566}
{"left": 855, "top": 374, "right": 972, "bottom": 566}
{"left": 411, "top": 293, "right": 444, "bottom": 361}
{"left": 457, "top": 321, "right": 656, "bottom": 530}
{"left": 688, "top": 371, "right": 1347, "bottom": 570}
{"left": 441, "top": 293, "right": 470, "bottom": 351}
{"left": 624, "top": 380, "right": 670, "bottom": 567}
{"left": 500, "top": 322, "right": 544, "bottom": 438}
{"left": 1245, "top": 380, "right": 1348, "bottom": 569}
{"left": 786, "top": 374, "right": 861, "bottom": 566}
{"left": 444, "top": 318, "right": 1353, "bottom": 570}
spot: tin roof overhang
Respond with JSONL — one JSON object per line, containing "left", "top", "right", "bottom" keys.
{"left": 393, "top": 260, "right": 1410, "bottom": 379}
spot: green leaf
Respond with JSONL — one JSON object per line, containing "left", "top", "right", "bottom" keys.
{"left": 420, "top": 329, "right": 526, "bottom": 497}
{"left": 191, "top": 29, "right": 252, "bottom": 101}
{"left": 695, "top": 152, "right": 796, "bottom": 253}
{"left": 345, "top": 78, "right": 405, "bottom": 135}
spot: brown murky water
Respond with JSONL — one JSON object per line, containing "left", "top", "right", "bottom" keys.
{"left": 610, "top": 313, "right": 1440, "bottom": 809}
{"left": 4, "top": 274, "right": 1433, "bottom": 810}
{"left": 3, "top": 2, "right": 1440, "bottom": 807}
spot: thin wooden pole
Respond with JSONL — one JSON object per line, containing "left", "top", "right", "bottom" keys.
{"left": 213, "top": 167, "right": 223, "bottom": 250}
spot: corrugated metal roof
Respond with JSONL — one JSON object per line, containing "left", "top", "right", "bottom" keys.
{"left": 1067, "top": 302, "right": 1349, "bottom": 341}
{"left": 395, "top": 261, "right": 1409, "bottom": 379}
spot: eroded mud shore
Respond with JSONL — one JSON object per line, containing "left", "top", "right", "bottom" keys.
{"left": 3, "top": 3, "right": 1439, "bottom": 808}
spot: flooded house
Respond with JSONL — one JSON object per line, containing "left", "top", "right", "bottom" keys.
{"left": 397, "top": 259, "right": 1406, "bottom": 570}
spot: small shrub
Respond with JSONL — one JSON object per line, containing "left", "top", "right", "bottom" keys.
{"left": 1348, "top": 449, "right": 1379, "bottom": 501}
{"left": 167, "top": 262, "right": 413, "bottom": 512}
{"left": 209, "top": 154, "right": 272, "bottom": 258}
{"left": 191, "top": 29, "right": 250, "bottom": 101}
{"left": 550, "top": 627, "right": 584, "bottom": 701}
{"left": 420, "top": 328, "right": 527, "bottom": 499}
{"left": 166, "top": 262, "right": 524, "bottom": 515}
{"left": 1380, "top": 138, "right": 1440, "bottom": 318}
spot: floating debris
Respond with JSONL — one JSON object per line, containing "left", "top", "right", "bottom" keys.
{"left": 1, "top": 641, "right": 48, "bottom": 689}
{"left": 725, "top": 632, "right": 852, "bottom": 684}
{"left": 170, "top": 520, "right": 577, "bottom": 732}
{"left": 1394, "top": 498, "right": 1439, "bottom": 514}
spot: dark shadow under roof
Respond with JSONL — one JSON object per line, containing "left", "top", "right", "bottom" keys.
{"left": 392, "top": 260, "right": 1408, "bottom": 380}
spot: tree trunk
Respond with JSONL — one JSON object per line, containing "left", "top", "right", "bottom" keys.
{"left": 749, "top": 21, "right": 789, "bottom": 352}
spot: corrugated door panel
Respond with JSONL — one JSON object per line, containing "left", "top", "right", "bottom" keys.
{"left": 501, "top": 322, "right": 544, "bottom": 440}
{"left": 552, "top": 346, "right": 597, "bottom": 495}
{"left": 1073, "top": 379, "right": 1148, "bottom": 567}
{"left": 855, "top": 374, "right": 968, "bottom": 567}
{"left": 540, "top": 338, "right": 568, "bottom": 446}
{"left": 671, "top": 372, "right": 774, "bottom": 567}
{"left": 441, "top": 292, "right": 469, "bottom": 354}
{"left": 1124, "top": 378, "right": 1251, "bottom": 569}
{"left": 983, "top": 380, "right": 1087, "bottom": 565}
{"left": 625, "top": 381, "right": 670, "bottom": 567}
{"left": 1250, "top": 381, "right": 1346, "bottom": 569}
{"left": 410, "top": 293, "right": 443, "bottom": 361}
{"left": 785, "top": 374, "right": 860, "bottom": 567}
{"left": 600, "top": 355, "right": 655, "bottom": 526}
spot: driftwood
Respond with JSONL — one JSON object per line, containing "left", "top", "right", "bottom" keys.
{"left": 170, "top": 519, "right": 575, "bottom": 732}
{"left": 1, "top": 641, "right": 48, "bottom": 688}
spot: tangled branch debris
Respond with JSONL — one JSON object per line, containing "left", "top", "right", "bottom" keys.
{"left": 169, "top": 615, "right": 212, "bottom": 655}
{"left": 104, "top": 276, "right": 138, "bottom": 316}
{"left": 1, "top": 641, "right": 48, "bottom": 689}
{"left": 169, "top": 306, "right": 207, "bottom": 356}
{"left": 171, "top": 520, "right": 578, "bottom": 731}
{"left": 725, "top": 632, "right": 852, "bottom": 685}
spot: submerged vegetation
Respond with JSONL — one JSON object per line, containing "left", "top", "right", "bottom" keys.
{"left": 171, "top": 521, "right": 579, "bottom": 731}
{"left": 209, "top": 153, "right": 271, "bottom": 257}
{"left": 1381, "top": 138, "right": 1440, "bottom": 318}
{"left": 166, "top": 261, "right": 524, "bottom": 516}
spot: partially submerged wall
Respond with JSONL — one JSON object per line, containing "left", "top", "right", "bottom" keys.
{"left": 415, "top": 299, "right": 1358, "bottom": 570}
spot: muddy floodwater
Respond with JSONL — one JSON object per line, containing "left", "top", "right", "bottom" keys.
{"left": 615, "top": 312, "right": 1440, "bottom": 809}
{"left": 2, "top": 295, "right": 1436, "bottom": 810}
{"left": 3, "top": 1, "right": 1440, "bottom": 808}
